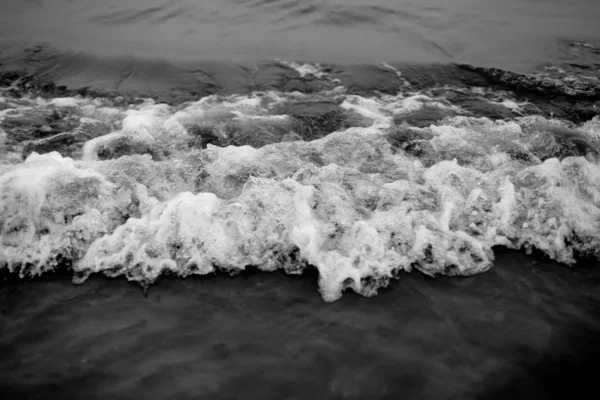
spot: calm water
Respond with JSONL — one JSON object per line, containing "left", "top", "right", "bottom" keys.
{"left": 1, "top": 0, "right": 600, "bottom": 70}
{"left": 2, "top": 251, "right": 600, "bottom": 399}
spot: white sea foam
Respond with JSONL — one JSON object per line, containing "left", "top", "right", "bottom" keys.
{"left": 491, "top": 99, "right": 527, "bottom": 112}
{"left": 48, "top": 97, "right": 80, "bottom": 108}
{"left": 1, "top": 87, "right": 599, "bottom": 301}
{"left": 277, "top": 60, "right": 330, "bottom": 79}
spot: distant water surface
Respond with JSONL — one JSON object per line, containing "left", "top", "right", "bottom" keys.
{"left": 1, "top": 0, "right": 600, "bottom": 70}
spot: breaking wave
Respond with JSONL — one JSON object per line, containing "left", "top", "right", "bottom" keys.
{"left": 1, "top": 59, "right": 599, "bottom": 301}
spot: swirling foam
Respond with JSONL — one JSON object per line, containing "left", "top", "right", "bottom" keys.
{"left": 1, "top": 85, "right": 599, "bottom": 301}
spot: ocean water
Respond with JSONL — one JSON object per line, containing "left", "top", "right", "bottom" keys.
{"left": 1, "top": 0, "right": 600, "bottom": 70}
{"left": 1, "top": 0, "right": 600, "bottom": 399}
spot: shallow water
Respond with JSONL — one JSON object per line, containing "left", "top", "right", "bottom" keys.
{"left": 2, "top": 250, "right": 600, "bottom": 400}
{"left": 1, "top": 0, "right": 600, "bottom": 70}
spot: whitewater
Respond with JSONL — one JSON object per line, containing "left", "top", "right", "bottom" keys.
{"left": 2, "top": 59, "right": 599, "bottom": 301}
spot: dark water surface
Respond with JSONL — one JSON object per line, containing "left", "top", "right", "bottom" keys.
{"left": 2, "top": 250, "right": 600, "bottom": 400}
